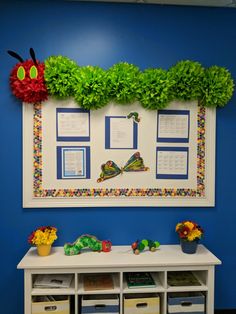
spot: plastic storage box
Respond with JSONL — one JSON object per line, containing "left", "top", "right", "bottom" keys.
{"left": 124, "top": 293, "right": 160, "bottom": 314}
{"left": 168, "top": 292, "right": 205, "bottom": 313}
{"left": 32, "top": 295, "right": 70, "bottom": 314}
{"left": 81, "top": 294, "right": 119, "bottom": 314}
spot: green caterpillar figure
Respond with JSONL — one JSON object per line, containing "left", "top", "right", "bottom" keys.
{"left": 131, "top": 239, "right": 160, "bottom": 255}
{"left": 64, "top": 234, "right": 112, "bottom": 256}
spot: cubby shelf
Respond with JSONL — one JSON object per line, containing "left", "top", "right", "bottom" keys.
{"left": 17, "top": 245, "right": 221, "bottom": 314}
{"left": 31, "top": 287, "right": 76, "bottom": 296}
{"left": 78, "top": 273, "right": 121, "bottom": 295}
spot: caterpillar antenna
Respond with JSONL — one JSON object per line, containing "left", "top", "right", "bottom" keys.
{"left": 7, "top": 50, "right": 24, "bottom": 63}
{"left": 29, "top": 48, "right": 37, "bottom": 65}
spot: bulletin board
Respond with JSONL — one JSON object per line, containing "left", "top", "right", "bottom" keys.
{"left": 23, "top": 98, "right": 215, "bottom": 207}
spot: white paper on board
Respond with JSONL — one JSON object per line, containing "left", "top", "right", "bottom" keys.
{"left": 158, "top": 113, "right": 189, "bottom": 139}
{"left": 58, "top": 112, "right": 89, "bottom": 137}
{"left": 157, "top": 150, "right": 188, "bottom": 175}
{"left": 62, "top": 149, "right": 85, "bottom": 178}
{"left": 110, "top": 118, "right": 134, "bottom": 148}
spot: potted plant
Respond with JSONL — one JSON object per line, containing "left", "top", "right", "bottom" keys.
{"left": 28, "top": 226, "right": 58, "bottom": 256}
{"left": 175, "top": 221, "right": 203, "bottom": 254}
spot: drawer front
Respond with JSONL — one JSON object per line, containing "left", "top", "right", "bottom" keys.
{"left": 82, "top": 295, "right": 119, "bottom": 313}
{"left": 168, "top": 295, "right": 204, "bottom": 306}
{"left": 32, "top": 301, "right": 69, "bottom": 314}
{"left": 168, "top": 293, "right": 204, "bottom": 313}
{"left": 81, "top": 305, "right": 119, "bottom": 314}
{"left": 168, "top": 304, "right": 204, "bottom": 314}
{"left": 124, "top": 297, "right": 160, "bottom": 314}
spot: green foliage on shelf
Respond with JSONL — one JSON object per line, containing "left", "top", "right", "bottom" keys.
{"left": 43, "top": 56, "right": 234, "bottom": 109}
{"left": 44, "top": 56, "right": 79, "bottom": 99}
{"left": 74, "top": 66, "right": 110, "bottom": 110}
{"left": 107, "top": 62, "right": 140, "bottom": 104}
{"left": 168, "top": 60, "right": 205, "bottom": 101}
{"left": 201, "top": 66, "right": 234, "bottom": 107}
{"left": 138, "top": 68, "right": 174, "bottom": 110}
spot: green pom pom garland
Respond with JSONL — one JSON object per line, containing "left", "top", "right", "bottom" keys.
{"left": 44, "top": 57, "right": 234, "bottom": 109}
{"left": 201, "top": 66, "right": 234, "bottom": 108}
{"left": 44, "top": 56, "right": 79, "bottom": 99}
{"left": 138, "top": 68, "right": 174, "bottom": 110}
{"left": 107, "top": 62, "right": 140, "bottom": 104}
{"left": 74, "top": 65, "right": 110, "bottom": 110}
{"left": 168, "top": 60, "right": 205, "bottom": 102}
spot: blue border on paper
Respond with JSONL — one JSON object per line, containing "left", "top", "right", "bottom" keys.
{"left": 56, "top": 108, "right": 90, "bottom": 142}
{"left": 157, "top": 110, "right": 190, "bottom": 143}
{"left": 156, "top": 146, "right": 189, "bottom": 180}
{"left": 57, "top": 146, "right": 90, "bottom": 179}
{"left": 105, "top": 116, "right": 138, "bottom": 149}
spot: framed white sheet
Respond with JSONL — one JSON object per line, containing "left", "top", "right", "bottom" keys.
{"left": 23, "top": 98, "right": 215, "bottom": 207}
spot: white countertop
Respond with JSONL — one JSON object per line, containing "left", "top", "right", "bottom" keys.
{"left": 17, "top": 245, "right": 221, "bottom": 270}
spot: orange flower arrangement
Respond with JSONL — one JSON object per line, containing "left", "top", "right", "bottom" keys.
{"left": 176, "top": 221, "right": 203, "bottom": 242}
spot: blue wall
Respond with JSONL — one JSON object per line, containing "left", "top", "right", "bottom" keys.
{"left": 1, "top": 1, "right": 236, "bottom": 313}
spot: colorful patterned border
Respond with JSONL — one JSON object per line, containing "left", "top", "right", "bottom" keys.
{"left": 33, "top": 103, "right": 205, "bottom": 198}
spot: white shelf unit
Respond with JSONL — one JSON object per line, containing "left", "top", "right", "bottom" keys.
{"left": 17, "top": 245, "right": 221, "bottom": 314}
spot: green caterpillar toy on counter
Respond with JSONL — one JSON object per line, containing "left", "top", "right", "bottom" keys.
{"left": 131, "top": 239, "right": 160, "bottom": 255}
{"left": 64, "top": 234, "right": 112, "bottom": 256}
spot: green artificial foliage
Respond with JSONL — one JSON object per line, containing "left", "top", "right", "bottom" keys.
{"left": 44, "top": 56, "right": 79, "bottom": 99}
{"left": 138, "top": 68, "right": 174, "bottom": 110}
{"left": 168, "top": 60, "right": 205, "bottom": 101}
{"left": 74, "top": 66, "right": 110, "bottom": 110}
{"left": 201, "top": 66, "right": 234, "bottom": 107}
{"left": 107, "top": 62, "right": 140, "bottom": 104}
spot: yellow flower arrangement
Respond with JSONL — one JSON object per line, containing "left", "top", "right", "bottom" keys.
{"left": 175, "top": 220, "right": 203, "bottom": 242}
{"left": 28, "top": 226, "right": 57, "bottom": 246}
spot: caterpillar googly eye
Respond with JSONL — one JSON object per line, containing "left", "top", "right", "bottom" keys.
{"left": 17, "top": 66, "right": 25, "bottom": 80}
{"left": 30, "top": 65, "right": 38, "bottom": 79}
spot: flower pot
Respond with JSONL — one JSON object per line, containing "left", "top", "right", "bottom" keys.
{"left": 180, "top": 239, "right": 198, "bottom": 254}
{"left": 37, "top": 244, "right": 51, "bottom": 256}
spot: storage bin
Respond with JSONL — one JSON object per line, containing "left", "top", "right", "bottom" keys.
{"left": 124, "top": 293, "right": 160, "bottom": 314}
{"left": 32, "top": 295, "right": 70, "bottom": 314}
{"left": 168, "top": 292, "right": 205, "bottom": 313}
{"left": 81, "top": 294, "right": 119, "bottom": 314}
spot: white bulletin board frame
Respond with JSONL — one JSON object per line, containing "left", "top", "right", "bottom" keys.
{"left": 23, "top": 98, "right": 215, "bottom": 208}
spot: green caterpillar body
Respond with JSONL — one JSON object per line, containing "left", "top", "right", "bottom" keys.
{"left": 131, "top": 239, "right": 160, "bottom": 255}
{"left": 64, "top": 234, "right": 112, "bottom": 256}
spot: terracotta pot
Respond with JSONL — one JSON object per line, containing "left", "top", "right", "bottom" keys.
{"left": 37, "top": 244, "right": 51, "bottom": 256}
{"left": 180, "top": 239, "right": 198, "bottom": 254}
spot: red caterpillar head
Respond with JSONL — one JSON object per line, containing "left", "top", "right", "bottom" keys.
{"left": 102, "top": 240, "right": 112, "bottom": 252}
{"left": 131, "top": 240, "right": 139, "bottom": 250}
{"left": 8, "top": 48, "right": 48, "bottom": 104}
